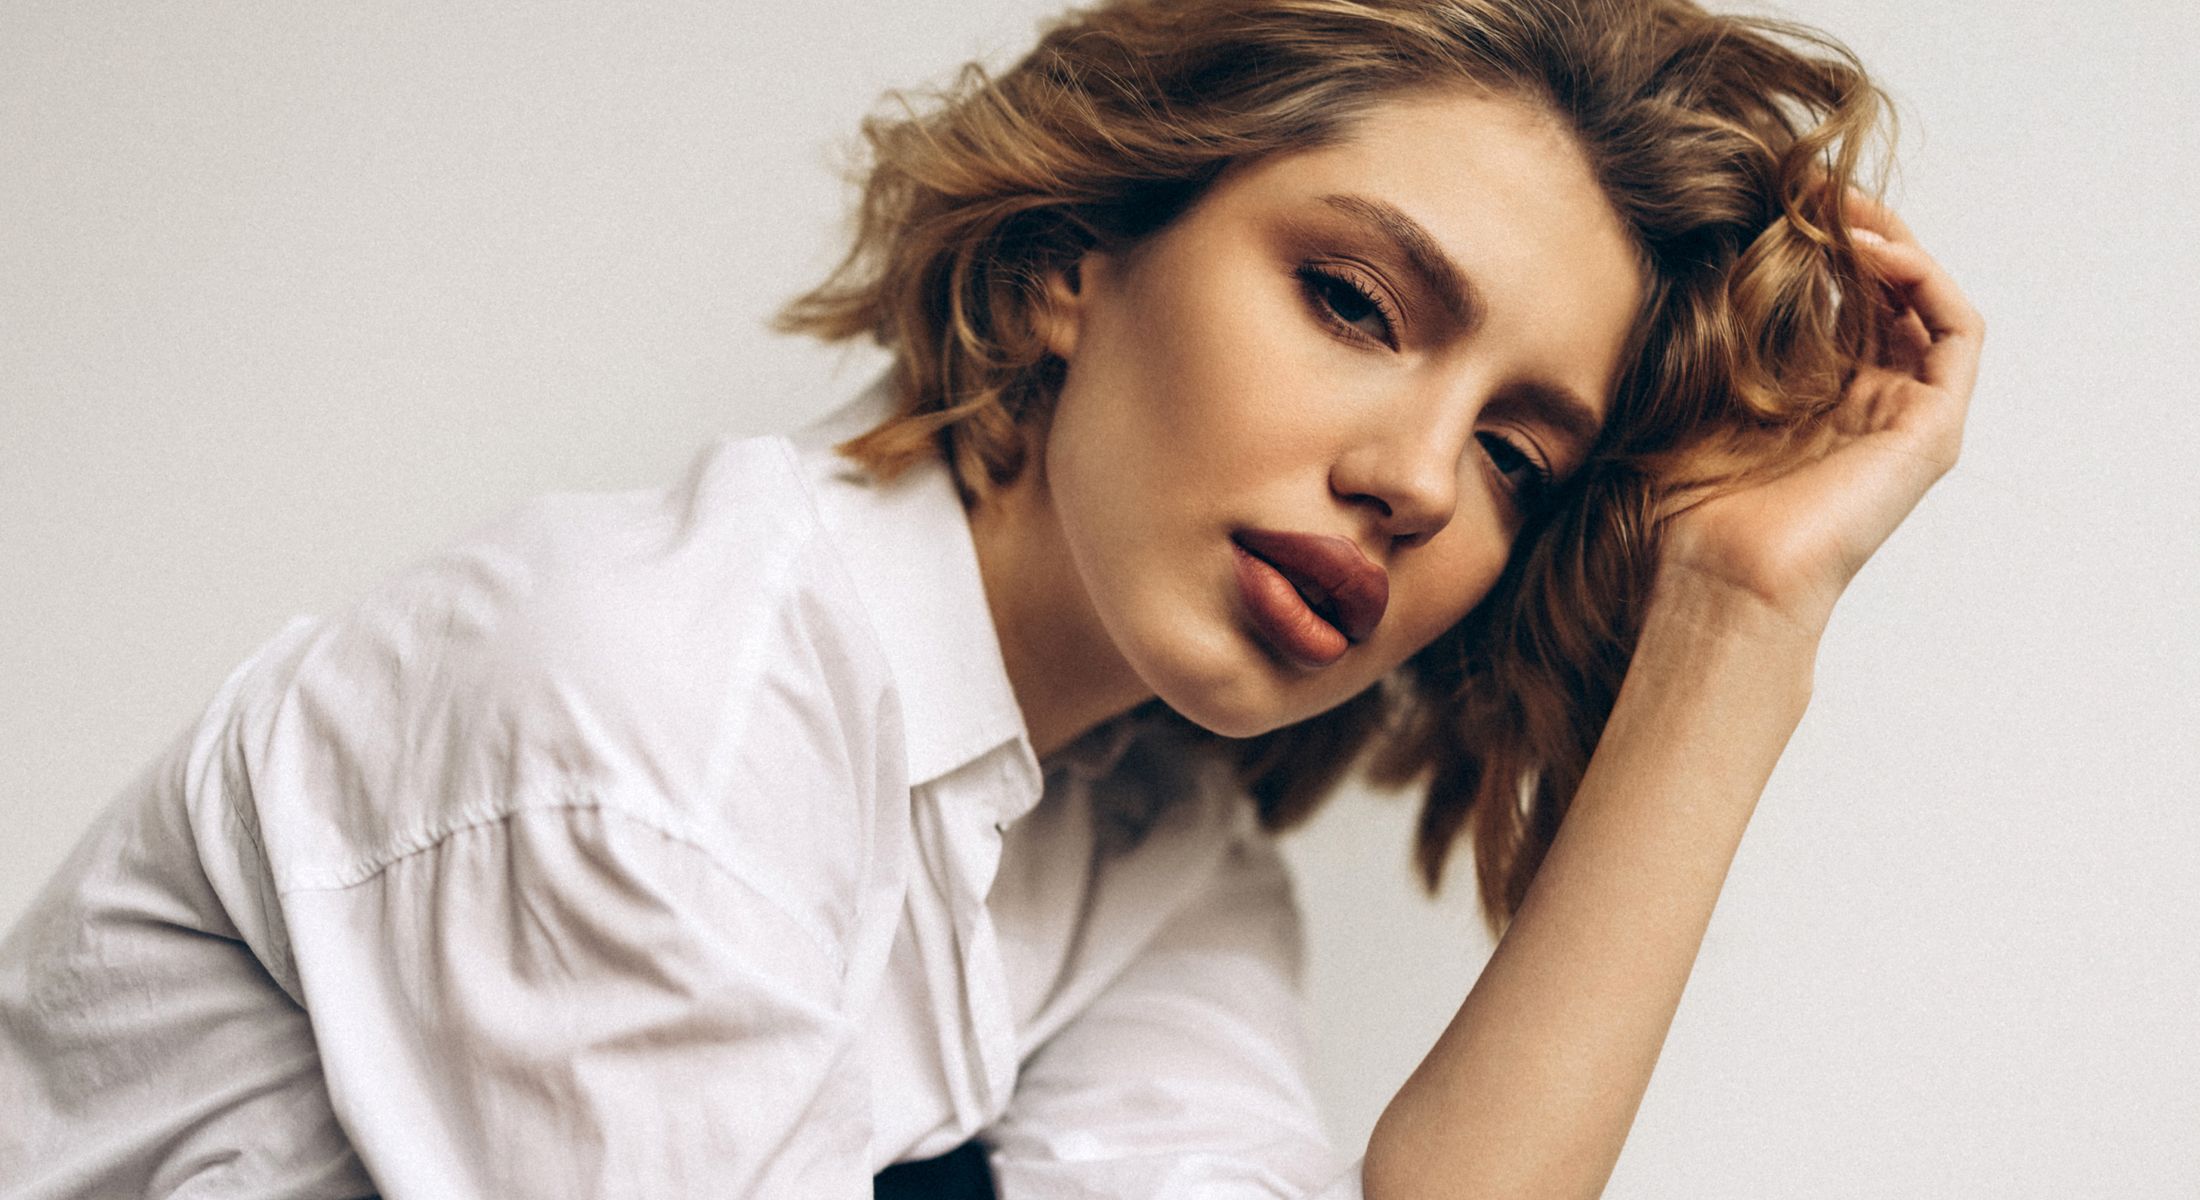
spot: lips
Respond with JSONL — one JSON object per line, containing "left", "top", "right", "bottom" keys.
{"left": 1231, "top": 528, "right": 1389, "bottom": 668}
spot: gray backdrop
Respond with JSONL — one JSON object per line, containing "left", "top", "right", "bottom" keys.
{"left": 4, "top": 1, "right": 2194, "bottom": 1194}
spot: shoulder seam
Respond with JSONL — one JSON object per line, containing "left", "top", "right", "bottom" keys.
{"left": 274, "top": 796, "right": 849, "bottom": 973}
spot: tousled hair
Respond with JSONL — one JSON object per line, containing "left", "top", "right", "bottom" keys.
{"left": 779, "top": 0, "right": 1894, "bottom": 933}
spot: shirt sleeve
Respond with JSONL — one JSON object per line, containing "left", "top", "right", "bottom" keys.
{"left": 275, "top": 804, "right": 876, "bottom": 1199}
{"left": 983, "top": 823, "right": 1367, "bottom": 1199}
{"left": 233, "top": 453, "right": 907, "bottom": 1198}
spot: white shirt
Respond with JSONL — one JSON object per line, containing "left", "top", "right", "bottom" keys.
{"left": 0, "top": 384, "right": 1366, "bottom": 1198}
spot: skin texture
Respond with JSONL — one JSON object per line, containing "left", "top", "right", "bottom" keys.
{"left": 971, "top": 89, "right": 1643, "bottom": 755}
{"left": 972, "top": 85, "right": 1983, "bottom": 1196}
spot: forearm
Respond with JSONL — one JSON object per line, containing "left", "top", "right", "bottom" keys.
{"left": 1363, "top": 573, "right": 1820, "bottom": 1199}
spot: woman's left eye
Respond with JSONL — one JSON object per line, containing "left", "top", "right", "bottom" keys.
{"left": 1298, "top": 266, "right": 1396, "bottom": 347}
{"left": 1476, "top": 431, "right": 1553, "bottom": 505}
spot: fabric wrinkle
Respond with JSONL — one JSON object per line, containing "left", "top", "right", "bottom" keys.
{"left": 0, "top": 376, "right": 1363, "bottom": 1199}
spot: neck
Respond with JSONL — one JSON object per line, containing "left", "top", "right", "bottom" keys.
{"left": 966, "top": 463, "right": 1153, "bottom": 761}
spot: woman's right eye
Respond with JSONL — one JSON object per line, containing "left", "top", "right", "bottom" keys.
{"left": 1475, "top": 431, "right": 1554, "bottom": 510}
{"left": 1298, "top": 266, "right": 1396, "bottom": 348}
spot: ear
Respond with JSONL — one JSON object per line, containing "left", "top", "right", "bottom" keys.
{"left": 1035, "top": 249, "right": 1100, "bottom": 362}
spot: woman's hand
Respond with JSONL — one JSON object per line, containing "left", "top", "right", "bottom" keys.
{"left": 1658, "top": 194, "right": 1986, "bottom": 640}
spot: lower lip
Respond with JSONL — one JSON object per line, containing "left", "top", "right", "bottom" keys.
{"left": 1232, "top": 541, "right": 1349, "bottom": 669}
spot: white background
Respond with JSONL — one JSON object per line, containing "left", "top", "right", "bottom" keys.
{"left": 4, "top": 1, "right": 2194, "bottom": 1195}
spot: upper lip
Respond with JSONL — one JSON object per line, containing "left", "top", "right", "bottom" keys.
{"left": 1232, "top": 528, "right": 1389, "bottom": 643}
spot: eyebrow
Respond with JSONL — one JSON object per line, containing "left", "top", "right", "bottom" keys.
{"left": 1318, "top": 192, "right": 1608, "bottom": 449}
{"left": 1319, "top": 192, "right": 1483, "bottom": 331}
{"left": 1489, "top": 382, "right": 1605, "bottom": 452}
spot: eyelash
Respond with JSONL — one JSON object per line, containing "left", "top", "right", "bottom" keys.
{"left": 1297, "top": 262, "right": 1556, "bottom": 510}
{"left": 1475, "top": 430, "right": 1554, "bottom": 509}
{"left": 1296, "top": 263, "right": 1401, "bottom": 349}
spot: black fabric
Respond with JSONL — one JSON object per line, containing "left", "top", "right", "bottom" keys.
{"left": 873, "top": 1139, "right": 998, "bottom": 1199}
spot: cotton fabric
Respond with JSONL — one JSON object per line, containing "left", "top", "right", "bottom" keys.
{"left": 0, "top": 383, "right": 1366, "bottom": 1198}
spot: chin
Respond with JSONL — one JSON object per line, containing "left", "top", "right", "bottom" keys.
{"left": 1133, "top": 629, "right": 1310, "bottom": 740}
{"left": 1164, "top": 695, "right": 1284, "bottom": 740}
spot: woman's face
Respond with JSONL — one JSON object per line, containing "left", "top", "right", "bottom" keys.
{"left": 1038, "top": 88, "right": 1643, "bottom": 738}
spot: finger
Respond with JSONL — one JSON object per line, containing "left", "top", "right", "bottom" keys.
{"left": 1893, "top": 308, "right": 1932, "bottom": 368}
{"left": 1869, "top": 305, "right": 1932, "bottom": 378}
{"left": 1857, "top": 232, "right": 1982, "bottom": 344}
{"left": 1853, "top": 231, "right": 1984, "bottom": 398}
{"left": 1844, "top": 187, "right": 1920, "bottom": 246}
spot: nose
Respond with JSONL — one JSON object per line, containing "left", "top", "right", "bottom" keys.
{"left": 1330, "top": 419, "right": 1463, "bottom": 546}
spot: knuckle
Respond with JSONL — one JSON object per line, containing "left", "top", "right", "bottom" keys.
{"left": 1923, "top": 431, "right": 1963, "bottom": 478}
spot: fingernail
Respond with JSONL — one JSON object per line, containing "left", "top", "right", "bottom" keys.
{"left": 1853, "top": 228, "right": 1888, "bottom": 245}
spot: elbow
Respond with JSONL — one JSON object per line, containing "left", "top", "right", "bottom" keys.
{"left": 1362, "top": 1107, "right": 1615, "bottom": 1200}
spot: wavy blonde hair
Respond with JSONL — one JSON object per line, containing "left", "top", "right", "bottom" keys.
{"left": 780, "top": 0, "right": 1893, "bottom": 933}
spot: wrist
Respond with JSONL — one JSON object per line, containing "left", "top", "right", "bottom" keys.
{"left": 1647, "top": 549, "right": 1834, "bottom": 646}
{"left": 1632, "top": 563, "right": 1822, "bottom": 713}
{"left": 1651, "top": 505, "right": 1853, "bottom": 644}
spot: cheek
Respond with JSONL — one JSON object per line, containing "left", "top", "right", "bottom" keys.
{"left": 1388, "top": 536, "right": 1510, "bottom": 653}
{"left": 1090, "top": 246, "right": 1322, "bottom": 423}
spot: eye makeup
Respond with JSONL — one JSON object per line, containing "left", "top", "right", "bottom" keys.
{"left": 1295, "top": 261, "right": 1402, "bottom": 349}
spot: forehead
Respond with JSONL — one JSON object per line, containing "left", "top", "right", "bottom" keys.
{"left": 1204, "top": 88, "right": 1646, "bottom": 418}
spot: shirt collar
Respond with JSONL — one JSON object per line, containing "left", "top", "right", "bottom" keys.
{"left": 786, "top": 375, "right": 1042, "bottom": 815}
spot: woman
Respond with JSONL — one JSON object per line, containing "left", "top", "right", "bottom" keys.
{"left": 0, "top": 0, "right": 1979, "bottom": 1196}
